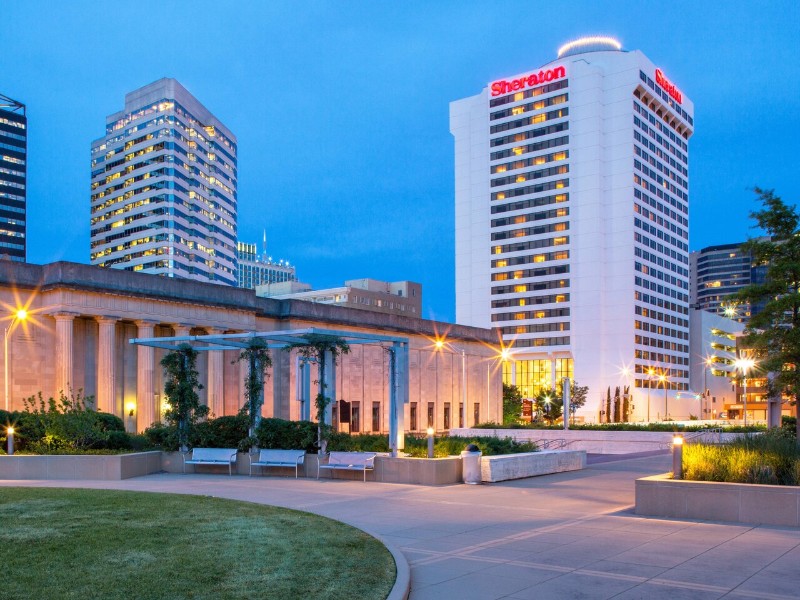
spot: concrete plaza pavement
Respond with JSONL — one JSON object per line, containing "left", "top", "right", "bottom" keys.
{"left": 3, "top": 453, "right": 800, "bottom": 599}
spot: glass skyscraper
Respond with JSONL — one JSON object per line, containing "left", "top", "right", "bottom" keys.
{"left": 0, "top": 93, "right": 27, "bottom": 262}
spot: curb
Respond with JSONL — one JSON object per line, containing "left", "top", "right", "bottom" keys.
{"left": 382, "top": 535, "right": 411, "bottom": 600}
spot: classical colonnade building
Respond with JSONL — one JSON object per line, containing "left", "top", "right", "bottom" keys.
{"left": 1, "top": 261, "right": 502, "bottom": 432}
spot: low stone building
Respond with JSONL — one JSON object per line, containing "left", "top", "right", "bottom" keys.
{"left": 0, "top": 261, "right": 502, "bottom": 433}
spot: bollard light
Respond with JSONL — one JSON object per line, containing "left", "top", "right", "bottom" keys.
{"left": 672, "top": 435, "right": 683, "bottom": 479}
{"left": 6, "top": 426, "right": 14, "bottom": 456}
{"left": 426, "top": 427, "right": 434, "bottom": 458}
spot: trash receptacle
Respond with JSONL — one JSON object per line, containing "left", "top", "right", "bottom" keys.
{"left": 461, "top": 443, "right": 482, "bottom": 484}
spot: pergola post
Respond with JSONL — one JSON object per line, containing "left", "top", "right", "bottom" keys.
{"left": 322, "top": 350, "right": 335, "bottom": 425}
{"left": 297, "top": 355, "right": 313, "bottom": 421}
{"left": 389, "top": 341, "right": 408, "bottom": 456}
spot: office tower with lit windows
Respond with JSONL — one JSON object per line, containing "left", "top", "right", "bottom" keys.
{"left": 0, "top": 94, "right": 27, "bottom": 262}
{"left": 451, "top": 37, "right": 694, "bottom": 419}
{"left": 690, "top": 241, "right": 767, "bottom": 325}
{"left": 236, "top": 235, "right": 297, "bottom": 290}
{"left": 91, "top": 78, "right": 237, "bottom": 285}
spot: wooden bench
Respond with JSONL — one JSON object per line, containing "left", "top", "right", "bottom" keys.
{"left": 249, "top": 449, "right": 306, "bottom": 478}
{"left": 183, "top": 448, "right": 238, "bottom": 476}
{"left": 317, "top": 451, "right": 377, "bottom": 482}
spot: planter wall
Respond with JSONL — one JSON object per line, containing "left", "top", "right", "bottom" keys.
{"left": 163, "top": 452, "right": 464, "bottom": 485}
{"left": 481, "top": 450, "right": 585, "bottom": 482}
{"left": 452, "top": 428, "right": 740, "bottom": 454}
{"left": 636, "top": 473, "right": 800, "bottom": 526}
{"left": 0, "top": 451, "right": 163, "bottom": 480}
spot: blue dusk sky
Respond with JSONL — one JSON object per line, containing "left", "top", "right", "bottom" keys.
{"left": 2, "top": 1, "right": 798, "bottom": 323}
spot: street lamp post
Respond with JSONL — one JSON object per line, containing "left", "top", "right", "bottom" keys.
{"left": 646, "top": 367, "right": 655, "bottom": 422}
{"left": 735, "top": 357, "right": 755, "bottom": 426}
{"left": 4, "top": 309, "right": 27, "bottom": 412}
{"left": 703, "top": 357, "right": 713, "bottom": 420}
{"left": 659, "top": 373, "right": 668, "bottom": 421}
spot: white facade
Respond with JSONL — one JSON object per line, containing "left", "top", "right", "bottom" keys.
{"left": 451, "top": 38, "right": 694, "bottom": 420}
{"left": 90, "top": 78, "right": 238, "bottom": 286}
{"left": 689, "top": 309, "right": 742, "bottom": 418}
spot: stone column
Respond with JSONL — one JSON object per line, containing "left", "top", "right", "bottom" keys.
{"left": 95, "top": 316, "right": 118, "bottom": 415}
{"left": 135, "top": 320, "right": 157, "bottom": 432}
{"left": 173, "top": 324, "right": 191, "bottom": 337}
{"left": 206, "top": 327, "right": 225, "bottom": 417}
{"left": 54, "top": 312, "right": 77, "bottom": 398}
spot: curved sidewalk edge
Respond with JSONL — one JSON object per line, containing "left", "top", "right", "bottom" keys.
{"left": 382, "top": 535, "right": 411, "bottom": 600}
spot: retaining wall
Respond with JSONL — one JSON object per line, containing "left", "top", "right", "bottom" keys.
{"left": 452, "top": 428, "right": 739, "bottom": 454}
{"left": 636, "top": 473, "right": 800, "bottom": 526}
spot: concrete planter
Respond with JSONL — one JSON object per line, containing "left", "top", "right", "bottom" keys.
{"left": 0, "top": 451, "right": 163, "bottom": 480}
{"left": 636, "top": 473, "right": 800, "bottom": 526}
{"left": 480, "top": 450, "right": 586, "bottom": 482}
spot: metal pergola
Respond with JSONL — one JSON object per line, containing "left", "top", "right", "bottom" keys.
{"left": 130, "top": 327, "right": 409, "bottom": 455}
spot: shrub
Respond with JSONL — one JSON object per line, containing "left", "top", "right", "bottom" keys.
{"left": 143, "top": 422, "right": 180, "bottom": 451}
{"left": 403, "top": 434, "right": 537, "bottom": 458}
{"left": 327, "top": 433, "right": 390, "bottom": 453}
{"left": 14, "top": 390, "right": 128, "bottom": 452}
{"left": 194, "top": 414, "right": 249, "bottom": 449}
{"left": 256, "top": 418, "right": 318, "bottom": 452}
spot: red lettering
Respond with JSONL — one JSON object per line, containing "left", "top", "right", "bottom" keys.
{"left": 655, "top": 68, "right": 682, "bottom": 104}
{"left": 490, "top": 65, "right": 567, "bottom": 97}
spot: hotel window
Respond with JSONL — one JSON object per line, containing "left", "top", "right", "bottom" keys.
{"left": 351, "top": 402, "right": 360, "bottom": 433}
{"left": 410, "top": 402, "right": 418, "bottom": 431}
{"left": 444, "top": 403, "right": 451, "bottom": 430}
{"left": 427, "top": 402, "right": 435, "bottom": 429}
{"left": 473, "top": 403, "right": 481, "bottom": 426}
{"left": 459, "top": 403, "right": 464, "bottom": 427}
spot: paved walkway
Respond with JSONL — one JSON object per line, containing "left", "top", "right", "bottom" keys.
{"left": 3, "top": 454, "right": 800, "bottom": 599}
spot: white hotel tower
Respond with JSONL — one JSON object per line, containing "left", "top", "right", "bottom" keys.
{"left": 91, "top": 78, "right": 238, "bottom": 286}
{"left": 451, "top": 37, "right": 694, "bottom": 420}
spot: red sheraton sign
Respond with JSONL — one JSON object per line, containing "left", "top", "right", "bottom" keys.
{"left": 655, "top": 69, "right": 682, "bottom": 104}
{"left": 491, "top": 66, "right": 566, "bottom": 97}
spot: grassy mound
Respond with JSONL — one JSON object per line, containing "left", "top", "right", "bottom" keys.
{"left": 0, "top": 488, "right": 395, "bottom": 600}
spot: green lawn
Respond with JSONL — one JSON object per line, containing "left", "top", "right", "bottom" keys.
{"left": 0, "top": 488, "right": 395, "bottom": 600}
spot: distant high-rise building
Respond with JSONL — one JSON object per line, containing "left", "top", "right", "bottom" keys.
{"left": 690, "top": 242, "right": 767, "bottom": 324}
{"left": 91, "top": 78, "right": 237, "bottom": 285}
{"left": 0, "top": 94, "right": 27, "bottom": 262}
{"left": 236, "top": 232, "right": 296, "bottom": 289}
{"left": 452, "top": 37, "right": 694, "bottom": 416}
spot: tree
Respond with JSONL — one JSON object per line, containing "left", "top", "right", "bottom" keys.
{"left": 235, "top": 338, "right": 273, "bottom": 440}
{"left": 736, "top": 188, "right": 800, "bottom": 438}
{"left": 613, "top": 386, "right": 621, "bottom": 423}
{"left": 622, "top": 385, "right": 631, "bottom": 422}
{"left": 534, "top": 388, "right": 562, "bottom": 424}
{"left": 605, "top": 387, "right": 612, "bottom": 424}
{"left": 502, "top": 383, "right": 523, "bottom": 425}
{"left": 564, "top": 380, "right": 588, "bottom": 425}
{"left": 285, "top": 335, "right": 350, "bottom": 453}
{"left": 161, "top": 344, "right": 207, "bottom": 452}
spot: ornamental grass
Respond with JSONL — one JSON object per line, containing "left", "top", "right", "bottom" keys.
{"left": 683, "top": 429, "right": 800, "bottom": 485}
